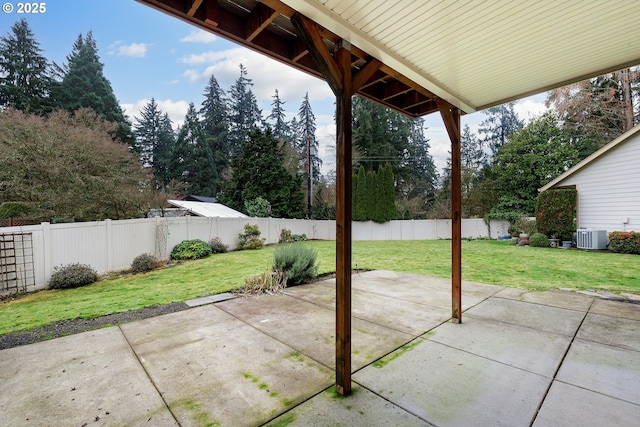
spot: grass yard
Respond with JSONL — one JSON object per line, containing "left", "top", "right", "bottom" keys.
{"left": 1, "top": 239, "right": 639, "bottom": 335}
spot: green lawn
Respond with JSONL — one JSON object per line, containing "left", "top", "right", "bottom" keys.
{"left": 1, "top": 240, "right": 639, "bottom": 335}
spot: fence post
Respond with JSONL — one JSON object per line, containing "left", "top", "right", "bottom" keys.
{"left": 106, "top": 219, "right": 113, "bottom": 273}
{"left": 42, "top": 222, "right": 51, "bottom": 283}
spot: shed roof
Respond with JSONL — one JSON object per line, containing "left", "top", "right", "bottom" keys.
{"left": 539, "top": 124, "right": 640, "bottom": 192}
{"left": 138, "top": 0, "right": 640, "bottom": 117}
{"left": 168, "top": 200, "right": 248, "bottom": 217}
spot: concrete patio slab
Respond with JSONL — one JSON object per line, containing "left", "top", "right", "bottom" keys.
{"left": 533, "top": 381, "right": 640, "bottom": 427}
{"left": 2, "top": 270, "right": 639, "bottom": 427}
{"left": 184, "top": 292, "right": 235, "bottom": 307}
{"left": 264, "top": 384, "right": 433, "bottom": 426}
{"left": 577, "top": 313, "right": 640, "bottom": 352}
{"left": 494, "top": 287, "right": 594, "bottom": 312}
{"left": 285, "top": 282, "right": 450, "bottom": 336}
{"left": 556, "top": 339, "right": 640, "bottom": 405}
{"left": 0, "top": 327, "right": 177, "bottom": 426}
{"left": 120, "top": 305, "right": 334, "bottom": 427}
{"left": 217, "top": 293, "right": 414, "bottom": 370}
{"left": 589, "top": 298, "right": 640, "bottom": 321}
{"left": 428, "top": 314, "right": 572, "bottom": 377}
{"left": 465, "top": 297, "right": 587, "bottom": 336}
{"left": 353, "top": 338, "right": 551, "bottom": 427}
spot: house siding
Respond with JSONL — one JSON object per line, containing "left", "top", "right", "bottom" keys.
{"left": 553, "top": 133, "right": 640, "bottom": 232}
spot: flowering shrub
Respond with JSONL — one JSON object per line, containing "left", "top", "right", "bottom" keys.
{"left": 608, "top": 231, "right": 640, "bottom": 254}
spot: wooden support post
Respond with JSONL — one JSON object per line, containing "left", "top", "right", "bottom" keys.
{"left": 438, "top": 101, "right": 462, "bottom": 323}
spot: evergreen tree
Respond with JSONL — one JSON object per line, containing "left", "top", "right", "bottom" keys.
{"left": 219, "top": 129, "right": 305, "bottom": 218}
{"left": 352, "top": 164, "right": 395, "bottom": 223}
{"left": 51, "top": 32, "right": 134, "bottom": 146}
{"left": 478, "top": 102, "right": 524, "bottom": 160}
{"left": 228, "top": 64, "right": 262, "bottom": 156}
{"left": 267, "top": 89, "right": 291, "bottom": 142}
{"left": 404, "top": 117, "right": 438, "bottom": 200}
{"left": 200, "top": 74, "right": 229, "bottom": 194}
{"left": 134, "top": 99, "right": 175, "bottom": 190}
{"left": 169, "top": 103, "right": 217, "bottom": 197}
{"left": 297, "top": 92, "right": 322, "bottom": 180}
{"left": 0, "top": 19, "right": 50, "bottom": 114}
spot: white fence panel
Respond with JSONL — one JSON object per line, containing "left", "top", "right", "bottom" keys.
{"left": 1, "top": 217, "right": 508, "bottom": 292}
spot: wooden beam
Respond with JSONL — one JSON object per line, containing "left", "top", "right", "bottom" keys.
{"left": 187, "top": 0, "right": 203, "bottom": 17}
{"left": 291, "top": 13, "right": 343, "bottom": 94}
{"left": 334, "top": 43, "right": 353, "bottom": 396}
{"left": 246, "top": 3, "right": 280, "bottom": 42}
{"left": 437, "top": 100, "right": 462, "bottom": 324}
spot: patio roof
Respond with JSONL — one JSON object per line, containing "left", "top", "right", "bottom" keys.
{"left": 137, "top": 0, "right": 640, "bottom": 118}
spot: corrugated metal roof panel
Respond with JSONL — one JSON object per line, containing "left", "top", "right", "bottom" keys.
{"left": 167, "top": 201, "right": 248, "bottom": 218}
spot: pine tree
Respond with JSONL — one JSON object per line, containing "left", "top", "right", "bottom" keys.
{"left": 297, "top": 93, "right": 322, "bottom": 180}
{"left": 219, "top": 129, "right": 305, "bottom": 218}
{"left": 169, "top": 103, "right": 217, "bottom": 197}
{"left": 134, "top": 99, "right": 175, "bottom": 190}
{"left": 228, "top": 64, "right": 262, "bottom": 156}
{"left": 200, "top": 74, "right": 229, "bottom": 194}
{"left": 478, "top": 102, "right": 524, "bottom": 160}
{"left": 0, "top": 19, "right": 50, "bottom": 114}
{"left": 267, "top": 89, "right": 291, "bottom": 142}
{"left": 51, "top": 32, "right": 134, "bottom": 146}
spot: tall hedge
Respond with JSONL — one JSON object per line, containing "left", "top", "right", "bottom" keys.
{"left": 352, "top": 163, "right": 396, "bottom": 223}
{"left": 535, "top": 188, "right": 577, "bottom": 240}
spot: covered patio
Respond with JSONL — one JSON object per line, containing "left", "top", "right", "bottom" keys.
{"left": 136, "top": 0, "right": 640, "bottom": 395}
{"left": 2, "top": 271, "right": 639, "bottom": 425}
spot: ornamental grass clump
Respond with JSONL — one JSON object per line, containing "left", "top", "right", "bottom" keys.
{"left": 272, "top": 243, "right": 318, "bottom": 286}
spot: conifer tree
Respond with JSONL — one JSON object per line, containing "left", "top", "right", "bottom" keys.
{"left": 267, "top": 89, "right": 291, "bottom": 142}
{"left": 169, "top": 103, "right": 217, "bottom": 197}
{"left": 297, "top": 92, "right": 322, "bottom": 180}
{"left": 0, "top": 19, "right": 50, "bottom": 114}
{"left": 51, "top": 32, "right": 134, "bottom": 146}
{"left": 228, "top": 64, "right": 262, "bottom": 156}
{"left": 134, "top": 99, "right": 175, "bottom": 190}
{"left": 200, "top": 74, "right": 229, "bottom": 193}
{"left": 220, "top": 129, "right": 305, "bottom": 218}
{"left": 478, "top": 102, "right": 523, "bottom": 160}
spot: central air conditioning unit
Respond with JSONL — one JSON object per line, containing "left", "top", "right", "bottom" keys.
{"left": 576, "top": 229, "right": 608, "bottom": 250}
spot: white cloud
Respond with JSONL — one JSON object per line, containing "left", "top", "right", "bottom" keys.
{"left": 115, "top": 43, "right": 150, "bottom": 58}
{"left": 180, "top": 47, "right": 334, "bottom": 104}
{"left": 514, "top": 98, "right": 549, "bottom": 123}
{"left": 180, "top": 30, "right": 217, "bottom": 44}
{"left": 122, "top": 99, "right": 191, "bottom": 130}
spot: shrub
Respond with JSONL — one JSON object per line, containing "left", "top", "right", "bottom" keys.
{"left": 515, "top": 217, "right": 536, "bottom": 235}
{"left": 131, "top": 253, "right": 159, "bottom": 273}
{"left": 529, "top": 233, "right": 550, "bottom": 248}
{"left": 279, "top": 228, "right": 294, "bottom": 243}
{"left": 48, "top": 263, "right": 98, "bottom": 289}
{"left": 238, "top": 224, "right": 265, "bottom": 250}
{"left": 0, "top": 201, "right": 33, "bottom": 219}
{"left": 608, "top": 231, "right": 640, "bottom": 254}
{"left": 273, "top": 243, "right": 318, "bottom": 286}
{"left": 208, "top": 237, "right": 228, "bottom": 254}
{"left": 170, "top": 239, "right": 212, "bottom": 260}
{"left": 536, "top": 189, "right": 577, "bottom": 240}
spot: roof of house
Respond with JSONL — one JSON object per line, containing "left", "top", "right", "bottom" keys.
{"left": 168, "top": 200, "right": 248, "bottom": 218}
{"left": 184, "top": 195, "right": 217, "bottom": 203}
{"left": 138, "top": 0, "right": 640, "bottom": 118}
{"left": 539, "top": 124, "right": 640, "bottom": 192}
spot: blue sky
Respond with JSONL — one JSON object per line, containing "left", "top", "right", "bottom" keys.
{"left": 1, "top": 0, "right": 548, "bottom": 174}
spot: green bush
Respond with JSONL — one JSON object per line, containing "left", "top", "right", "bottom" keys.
{"left": 279, "top": 228, "right": 294, "bottom": 243}
{"left": 608, "top": 231, "right": 640, "bottom": 254}
{"left": 529, "top": 233, "right": 550, "bottom": 248}
{"left": 238, "top": 224, "right": 265, "bottom": 250}
{"left": 515, "top": 217, "right": 536, "bottom": 235}
{"left": 170, "top": 239, "right": 212, "bottom": 260}
{"left": 208, "top": 237, "right": 228, "bottom": 254}
{"left": 48, "top": 263, "right": 98, "bottom": 289}
{"left": 0, "top": 201, "right": 33, "bottom": 219}
{"left": 536, "top": 189, "right": 577, "bottom": 240}
{"left": 272, "top": 243, "right": 318, "bottom": 286}
{"left": 131, "top": 253, "right": 159, "bottom": 273}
